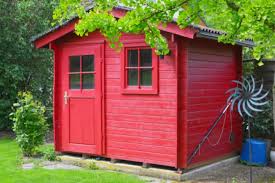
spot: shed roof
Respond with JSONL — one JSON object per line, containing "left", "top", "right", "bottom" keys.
{"left": 32, "top": 5, "right": 254, "bottom": 48}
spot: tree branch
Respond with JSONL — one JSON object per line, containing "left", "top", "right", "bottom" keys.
{"left": 227, "top": 17, "right": 243, "bottom": 40}
{"left": 141, "top": 0, "right": 189, "bottom": 22}
{"left": 225, "top": 0, "right": 240, "bottom": 11}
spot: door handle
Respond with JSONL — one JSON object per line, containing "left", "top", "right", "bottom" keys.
{"left": 64, "top": 91, "right": 69, "bottom": 105}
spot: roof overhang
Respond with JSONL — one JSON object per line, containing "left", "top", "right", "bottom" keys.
{"left": 193, "top": 25, "right": 254, "bottom": 47}
{"left": 32, "top": 19, "right": 77, "bottom": 48}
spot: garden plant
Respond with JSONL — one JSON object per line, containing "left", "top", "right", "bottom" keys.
{"left": 10, "top": 92, "right": 48, "bottom": 156}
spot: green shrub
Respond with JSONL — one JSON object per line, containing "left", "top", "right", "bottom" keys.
{"left": 10, "top": 92, "right": 48, "bottom": 156}
{"left": 36, "top": 144, "right": 58, "bottom": 161}
{"left": 88, "top": 162, "right": 99, "bottom": 170}
{"left": 243, "top": 100, "right": 274, "bottom": 138}
{"left": 231, "top": 177, "right": 238, "bottom": 183}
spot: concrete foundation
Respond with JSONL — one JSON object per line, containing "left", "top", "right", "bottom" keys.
{"left": 58, "top": 155, "right": 239, "bottom": 181}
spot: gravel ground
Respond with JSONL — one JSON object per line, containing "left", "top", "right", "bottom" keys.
{"left": 185, "top": 163, "right": 275, "bottom": 183}
{"left": 141, "top": 163, "right": 275, "bottom": 183}
{"left": 22, "top": 161, "right": 82, "bottom": 170}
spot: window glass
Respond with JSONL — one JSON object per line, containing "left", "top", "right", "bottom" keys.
{"left": 127, "top": 69, "right": 138, "bottom": 86}
{"left": 70, "top": 74, "right": 80, "bottom": 89}
{"left": 82, "top": 74, "right": 95, "bottom": 89}
{"left": 140, "top": 69, "right": 152, "bottom": 86}
{"left": 70, "top": 56, "right": 80, "bottom": 72}
{"left": 127, "top": 50, "right": 138, "bottom": 67}
{"left": 82, "top": 55, "right": 94, "bottom": 72}
{"left": 125, "top": 48, "right": 154, "bottom": 88}
{"left": 140, "top": 49, "right": 152, "bottom": 67}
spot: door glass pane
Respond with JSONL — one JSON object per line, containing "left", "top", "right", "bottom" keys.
{"left": 70, "top": 74, "right": 80, "bottom": 89}
{"left": 70, "top": 56, "right": 80, "bottom": 72}
{"left": 127, "top": 69, "right": 138, "bottom": 86}
{"left": 140, "top": 49, "right": 152, "bottom": 67}
{"left": 82, "top": 74, "right": 95, "bottom": 89}
{"left": 82, "top": 55, "right": 94, "bottom": 72}
{"left": 141, "top": 69, "right": 152, "bottom": 86}
{"left": 127, "top": 50, "right": 138, "bottom": 67}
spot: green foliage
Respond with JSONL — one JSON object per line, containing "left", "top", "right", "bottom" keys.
{"left": 88, "top": 162, "right": 99, "bottom": 170}
{"left": 202, "top": 0, "right": 275, "bottom": 60}
{"left": 231, "top": 177, "right": 238, "bottom": 183}
{"left": 10, "top": 92, "right": 48, "bottom": 156}
{"left": 243, "top": 101, "right": 274, "bottom": 138}
{"left": 36, "top": 144, "right": 58, "bottom": 161}
{"left": 53, "top": 0, "right": 274, "bottom": 59}
{"left": 0, "top": 0, "right": 56, "bottom": 130}
{"left": 242, "top": 62, "right": 255, "bottom": 76}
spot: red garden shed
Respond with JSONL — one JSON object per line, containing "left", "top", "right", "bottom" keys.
{"left": 32, "top": 6, "right": 253, "bottom": 169}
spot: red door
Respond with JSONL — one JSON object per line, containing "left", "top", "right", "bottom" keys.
{"left": 61, "top": 45, "right": 102, "bottom": 155}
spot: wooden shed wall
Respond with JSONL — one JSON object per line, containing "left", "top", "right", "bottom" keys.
{"left": 184, "top": 39, "right": 243, "bottom": 166}
{"left": 104, "top": 34, "right": 178, "bottom": 167}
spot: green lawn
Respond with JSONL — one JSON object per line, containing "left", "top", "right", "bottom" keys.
{"left": 0, "top": 138, "right": 144, "bottom": 183}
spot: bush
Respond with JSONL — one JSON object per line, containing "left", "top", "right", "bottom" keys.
{"left": 36, "top": 144, "right": 58, "bottom": 161}
{"left": 10, "top": 92, "right": 48, "bottom": 156}
{"left": 243, "top": 100, "right": 274, "bottom": 139}
{"left": 88, "top": 162, "right": 99, "bottom": 170}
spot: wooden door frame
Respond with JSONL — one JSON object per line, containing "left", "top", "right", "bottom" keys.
{"left": 60, "top": 43, "right": 105, "bottom": 155}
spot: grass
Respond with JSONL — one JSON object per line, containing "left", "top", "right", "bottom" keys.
{"left": 0, "top": 138, "right": 144, "bottom": 183}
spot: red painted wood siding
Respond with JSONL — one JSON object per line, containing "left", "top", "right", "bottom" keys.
{"left": 105, "top": 35, "right": 178, "bottom": 167}
{"left": 55, "top": 31, "right": 178, "bottom": 167}
{"left": 185, "top": 39, "right": 242, "bottom": 166}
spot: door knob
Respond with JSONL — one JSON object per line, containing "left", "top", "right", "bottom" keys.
{"left": 64, "top": 91, "right": 69, "bottom": 105}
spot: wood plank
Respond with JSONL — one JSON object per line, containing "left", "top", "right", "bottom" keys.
{"left": 107, "top": 140, "right": 176, "bottom": 155}
{"left": 107, "top": 99, "right": 177, "bottom": 109}
{"left": 106, "top": 93, "right": 177, "bottom": 100}
{"left": 106, "top": 105, "right": 176, "bottom": 116}
{"left": 107, "top": 120, "right": 177, "bottom": 132}
{"left": 107, "top": 127, "right": 177, "bottom": 140}
{"left": 106, "top": 113, "right": 177, "bottom": 124}
{"left": 108, "top": 134, "right": 177, "bottom": 147}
